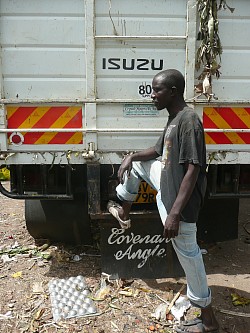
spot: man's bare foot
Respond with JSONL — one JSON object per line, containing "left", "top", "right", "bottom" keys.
{"left": 107, "top": 201, "right": 131, "bottom": 229}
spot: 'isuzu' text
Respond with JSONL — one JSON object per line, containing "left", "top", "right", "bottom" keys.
{"left": 102, "top": 58, "right": 164, "bottom": 71}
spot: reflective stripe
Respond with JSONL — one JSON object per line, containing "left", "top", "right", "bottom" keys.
{"left": 203, "top": 107, "right": 250, "bottom": 144}
{"left": 7, "top": 106, "right": 83, "bottom": 145}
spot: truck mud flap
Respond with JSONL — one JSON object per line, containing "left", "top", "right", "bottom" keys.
{"left": 25, "top": 195, "right": 92, "bottom": 245}
{"left": 98, "top": 213, "right": 184, "bottom": 279}
{"left": 197, "top": 196, "right": 239, "bottom": 242}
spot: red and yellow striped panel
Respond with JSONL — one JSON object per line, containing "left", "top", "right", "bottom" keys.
{"left": 7, "top": 106, "right": 83, "bottom": 144}
{"left": 203, "top": 107, "right": 250, "bottom": 144}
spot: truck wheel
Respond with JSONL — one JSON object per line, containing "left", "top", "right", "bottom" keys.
{"left": 25, "top": 196, "right": 93, "bottom": 245}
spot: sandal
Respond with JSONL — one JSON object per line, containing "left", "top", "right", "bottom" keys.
{"left": 181, "top": 318, "right": 202, "bottom": 326}
{"left": 175, "top": 320, "right": 219, "bottom": 333}
{"left": 107, "top": 200, "right": 131, "bottom": 229}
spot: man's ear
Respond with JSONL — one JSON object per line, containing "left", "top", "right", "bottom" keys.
{"left": 171, "top": 86, "right": 177, "bottom": 96}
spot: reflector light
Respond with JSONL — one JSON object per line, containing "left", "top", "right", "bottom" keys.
{"left": 9, "top": 132, "right": 24, "bottom": 145}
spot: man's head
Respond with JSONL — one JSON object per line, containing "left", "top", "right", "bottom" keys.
{"left": 151, "top": 69, "right": 185, "bottom": 110}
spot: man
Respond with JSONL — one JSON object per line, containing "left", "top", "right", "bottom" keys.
{"left": 108, "top": 69, "right": 219, "bottom": 333}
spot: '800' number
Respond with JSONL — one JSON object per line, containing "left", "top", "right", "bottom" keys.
{"left": 138, "top": 84, "right": 152, "bottom": 98}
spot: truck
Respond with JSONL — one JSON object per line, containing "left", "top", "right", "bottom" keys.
{"left": 0, "top": 0, "right": 249, "bottom": 249}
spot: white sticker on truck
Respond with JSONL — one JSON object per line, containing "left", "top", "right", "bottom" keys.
{"left": 123, "top": 104, "right": 159, "bottom": 117}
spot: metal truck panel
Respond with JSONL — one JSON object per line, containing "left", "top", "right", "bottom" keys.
{"left": 0, "top": 0, "right": 86, "bottom": 100}
{"left": 0, "top": 0, "right": 84, "bottom": 14}
{"left": 96, "top": 40, "right": 185, "bottom": 100}
{"left": 95, "top": 104, "right": 168, "bottom": 151}
{"left": 95, "top": 0, "right": 187, "bottom": 100}
{"left": 203, "top": 3, "right": 250, "bottom": 102}
{"left": 0, "top": 0, "right": 250, "bottom": 166}
{"left": 95, "top": 0, "right": 187, "bottom": 36}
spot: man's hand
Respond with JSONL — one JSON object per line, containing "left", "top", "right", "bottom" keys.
{"left": 163, "top": 213, "right": 180, "bottom": 239}
{"left": 117, "top": 147, "right": 160, "bottom": 184}
{"left": 117, "top": 155, "right": 133, "bottom": 184}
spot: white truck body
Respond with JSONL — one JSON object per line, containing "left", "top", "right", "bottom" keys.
{"left": 0, "top": 0, "right": 249, "bottom": 165}
{"left": 0, "top": 0, "right": 249, "bottom": 246}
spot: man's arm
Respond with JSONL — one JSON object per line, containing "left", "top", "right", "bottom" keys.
{"left": 163, "top": 163, "right": 200, "bottom": 239}
{"left": 118, "top": 146, "right": 159, "bottom": 184}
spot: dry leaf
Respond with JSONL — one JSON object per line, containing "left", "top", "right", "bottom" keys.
{"left": 119, "top": 287, "right": 140, "bottom": 297}
{"left": 38, "top": 243, "right": 50, "bottom": 251}
{"left": 166, "top": 289, "right": 174, "bottom": 302}
{"left": 119, "top": 290, "right": 134, "bottom": 297}
{"left": 94, "top": 285, "right": 111, "bottom": 300}
{"left": 111, "top": 321, "right": 119, "bottom": 329}
{"left": 12, "top": 271, "right": 22, "bottom": 278}
{"left": 231, "top": 293, "right": 250, "bottom": 306}
{"left": 34, "top": 308, "right": 45, "bottom": 320}
{"left": 138, "top": 287, "right": 151, "bottom": 293}
{"left": 32, "top": 282, "right": 44, "bottom": 294}
{"left": 109, "top": 302, "right": 121, "bottom": 310}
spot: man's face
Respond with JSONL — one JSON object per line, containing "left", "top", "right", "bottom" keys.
{"left": 151, "top": 76, "right": 172, "bottom": 110}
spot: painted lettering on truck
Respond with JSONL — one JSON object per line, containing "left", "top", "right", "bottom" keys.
{"left": 102, "top": 58, "right": 164, "bottom": 71}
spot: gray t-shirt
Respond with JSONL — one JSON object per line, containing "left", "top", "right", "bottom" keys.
{"left": 155, "top": 107, "right": 207, "bottom": 223}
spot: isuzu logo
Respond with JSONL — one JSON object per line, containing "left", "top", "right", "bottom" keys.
{"left": 102, "top": 58, "right": 164, "bottom": 71}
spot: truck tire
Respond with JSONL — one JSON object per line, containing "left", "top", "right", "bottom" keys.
{"left": 25, "top": 196, "right": 93, "bottom": 245}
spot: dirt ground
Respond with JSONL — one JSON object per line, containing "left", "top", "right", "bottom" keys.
{"left": 0, "top": 180, "right": 249, "bottom": 333}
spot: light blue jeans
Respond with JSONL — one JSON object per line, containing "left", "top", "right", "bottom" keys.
{"left": 116, "top": 160, "right": 211, "bottom": 308}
